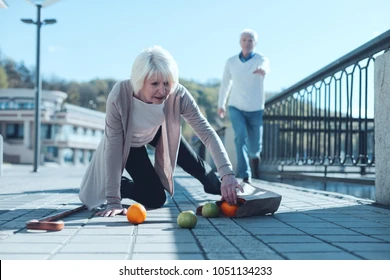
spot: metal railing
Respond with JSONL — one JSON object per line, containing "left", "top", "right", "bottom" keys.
{"left": 263, "top": 30, "right": 390, "bottom": 174}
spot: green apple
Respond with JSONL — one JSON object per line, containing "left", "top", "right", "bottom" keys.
{"left": 201, "top": 202, "right": 220, "bottom": 218}
{"left": 177, "top": 210, "right": 197, "bottom": 228}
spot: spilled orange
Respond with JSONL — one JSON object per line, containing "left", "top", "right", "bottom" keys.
{"left": 219, "top": 198, "right": 245, "bottom": 217}
{"left": 220, "top": 201, "right": 239, "bottom": 217}
{"left": 126, "top": 203, "right": 147, "bottom": 224}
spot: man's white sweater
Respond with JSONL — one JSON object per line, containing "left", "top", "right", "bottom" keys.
{"left": 218, "top": 53, "right": 270, "bottom": 112}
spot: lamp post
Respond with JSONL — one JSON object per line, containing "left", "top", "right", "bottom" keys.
{"left": 21, "top": 2, "right": 57, "bottom": 172}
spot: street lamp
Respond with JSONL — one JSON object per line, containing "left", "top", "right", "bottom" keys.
{"left": 21, "top": 1, "right": 58, "bottom": 172}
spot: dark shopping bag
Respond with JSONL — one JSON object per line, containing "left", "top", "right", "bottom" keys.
{"left": 197, "top": 182, "right": 282, "bottom": 218}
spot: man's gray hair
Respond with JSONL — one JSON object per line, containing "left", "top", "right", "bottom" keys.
{"left": 240, "top": 28, "right": 258, "bottom": 43}
{"left": 130, "top": 46, "right": 179, "bottom": 95}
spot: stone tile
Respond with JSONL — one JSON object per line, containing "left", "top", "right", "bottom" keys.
{"left": 77, "top": 227, "right": 134, "bottom": 235}
{"left": 246, "top": 227, "right": 305, "bottom": 235}
{"left": 51, "top": 253, "right": 127, "bottom": 260}
{"left": 0, "top": 235, "right": 71, "bottom": 243}
{"left": 137, "top": 227, "right": 190, "bottom": 235}
{"left": 17, "top": 228, "right": 79, "bottom": 236}
{"left": 332, "top": 221, "right": 389, "bottom": 228}
{"left": 0, "top": 254, "right": 49, "bottom": 260}
{"left": 371, "top": 235, "right": 390, "bottom": 242}
{"left": 284, "top": 252, "right": 361, "bottom": 260}
{"left": 225, "top": 236, "right": 269, "bottom": 250}
{"left": 333, "top": 243, "right": 390, "bottom": 252}
{"left": 354, "top": 251, "right": 390, "bottom": 260}
{"left": 206, "top": 253, "right": 245, "bottom": 260}
{"left": 133, "top": 243, "right": 201, "bottom": 253}
{"left": 59, "top": 243, "right": 130, "bottom": 253}
{"left": 135, "top": 234, "right": 196, "bottom": 243}
{"left": 269, "top": 243, "right": 341, "bottom": 253}
{"left": 0, "top": 243, "right": 61, "bottom": 254}
{"left": 285, "top": 222, "right": 342, "bottom": 228}
{"left": 256, "top": 235, "right": 322, "bottom": 243}
{"left": 131, "top": 253, "right": 205, "bottom": 260}
{"left": 301, "top": 228, "right": 359, "bottom": 235}
{"left": 316, "top": 235, "right": 383, "bottom": 243}
{"left": 349, "top": 227, "right": 390, "bottom": 235}
{"left": 196, "top": 236, "right": 239, "bottom": 253}
{"left": 274, "top": 214, "right": 323, "bottom": 222}
{"left": 69, "top": 235, "right": 132, "bottom": 243}
{"left": 243, "top": 250, "right": 285, "bottom": 260}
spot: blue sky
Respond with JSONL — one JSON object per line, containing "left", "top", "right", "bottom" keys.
{"left": 1, "top": 0, "right": 389, "bottom": 93}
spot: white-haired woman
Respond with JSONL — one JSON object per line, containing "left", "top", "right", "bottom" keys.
{"left": 79, "top": 46, "right": 243, "bottom": 217}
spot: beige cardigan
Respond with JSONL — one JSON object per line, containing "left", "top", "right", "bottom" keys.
{"left": 79, "top": 79, "right": 233, "bottom": 210}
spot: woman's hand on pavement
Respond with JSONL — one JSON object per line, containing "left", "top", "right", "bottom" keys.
{"left": 221, "top": 174, "right": 244, "bottom": 205}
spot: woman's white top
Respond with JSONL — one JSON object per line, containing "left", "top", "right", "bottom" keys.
{"left": 130, "top": 96, "right": 165, "bottom": 147}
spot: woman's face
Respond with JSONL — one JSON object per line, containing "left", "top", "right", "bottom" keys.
{"left": 138, "top": 74, "right": 172, "bottom": 104}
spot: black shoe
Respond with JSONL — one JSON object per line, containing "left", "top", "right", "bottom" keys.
{"left": 243, "top": 177, "right": 251, "bottom": 184}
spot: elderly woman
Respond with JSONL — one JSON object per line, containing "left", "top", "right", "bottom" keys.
{"left": 79, "top": 46, "right": 243, "bottom": 217}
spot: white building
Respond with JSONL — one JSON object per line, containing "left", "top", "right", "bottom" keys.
{"left": 0, "top": 88, "right": 105, "bottom": 165}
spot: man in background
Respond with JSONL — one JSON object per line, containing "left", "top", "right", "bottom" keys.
{"left": 218, "top": 28, "right": 270, "bottom": 184}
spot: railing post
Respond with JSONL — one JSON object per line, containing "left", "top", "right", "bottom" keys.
{"left": 375, "top": 51, "right": 390, "bottom": 206}
{"left": 0, "top": 134, "right": 3, "bottom": 177}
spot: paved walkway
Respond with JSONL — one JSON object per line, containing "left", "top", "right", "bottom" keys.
{"left": 0, "top": 164, "right": 389, "bottom": 260}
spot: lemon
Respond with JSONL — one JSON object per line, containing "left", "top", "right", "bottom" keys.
{"left": 201, "top": 202, "right": 220, "bottom": 218}
{"left": 177, "top": 210, "right": 197, "bottom": 228}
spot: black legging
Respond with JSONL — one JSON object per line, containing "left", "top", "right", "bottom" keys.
{"left": 120, "top": 127, "right": 221, "bottom": 208}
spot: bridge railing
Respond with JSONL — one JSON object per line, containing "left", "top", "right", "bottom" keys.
{"left": 263, "top": 30, "right": 390, "bottom": 173}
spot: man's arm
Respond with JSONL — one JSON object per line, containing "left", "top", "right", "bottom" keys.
{"left": 218, "top": 60, "right": 232, "bottom": 117}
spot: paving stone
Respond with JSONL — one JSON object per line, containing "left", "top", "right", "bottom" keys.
{"left": 225, "top": 236, "right": 269, "bottom": 250}
{"left": 315, "top": 235, "right": 383, "bottom": 243}
{"left": 256, "top": 235, "right": 322, "bottom": 243}
{"left": 371, "top": 235, "right": 390, "bottom": 242}
{"left": 1, "top": 165, "right": 389, "bottom": 260}
{"left": 354, "top": 251, "right": 390, "bottom": 260}
{"left": 58, "top": 243, "right": 130, "bottom": 253}
{"left": 268, "top": 243, "right": 342, "bottom": 253}
{"left": 77, "top": 227, "right": 134, "bottom": 235}
{"left": 136, "top": 234, "right": 196, "bottom": 243}
{"left": 69, "top": 235, "right": 132, "bottom": 243}
{"left": 17, "top": 228, "right": 79, "bottom": 236}
{"left": 284, "top": 252, "right": 361, "bottom": 260}
{"left": 132, "top": 243, "right": 201, "bottom": 253}
{"left": 131, "top": 253, "right": 205, "bottom": 260}
{"left": 246, "top": 227, "right": 305, "bottom": 235}
{"left": 300, "top": 228, "right": 359, "bottom": 235}
{"left": 349, "top": 227, "right": 390, "bottom": 235}
{"left": 0, "top": 254, "right": 49, "bottom": 260}
{"left": 284, "top": 222, "right": 342, "bottom": 228}
{"left": 333, "top": 243, "right": 390, "bottom": 252}
{"left": 242, "top": 250, "right": 285, "bottom": 260}
{"left": 0, "top": 235, "right": 71, "bottom": 243}
{"left": 51, "top": 253, "right": 127, "bottom": 260}
{"left": 206, "top": 253, "right": 245, "bottom": 260}
{"left": 332, "top": 221, "right": 390, "bottom": 228}
{"left": 196, "top": 236, "right": 239, "bottom": 253}
{"left": 0, "top": 243, "right": 61, "bottom": 254}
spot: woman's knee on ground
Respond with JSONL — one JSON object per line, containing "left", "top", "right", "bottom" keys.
{"left": 142, "top": 193, "right": 166, "bottom": 209}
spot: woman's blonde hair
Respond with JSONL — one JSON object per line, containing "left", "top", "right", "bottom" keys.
{"left": 130, "top": 46, "right": 179, "bottom": 95}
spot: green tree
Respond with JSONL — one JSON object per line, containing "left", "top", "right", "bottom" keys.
{"left": 4, "top": 59, "right": 22, "bottom": 87}
{"left": 0, "top": 66, "right": 8, "bottom": 88}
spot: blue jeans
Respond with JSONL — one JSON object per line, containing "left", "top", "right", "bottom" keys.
{"left": 228, "top": 106, "right": 263, "bottom": 179}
